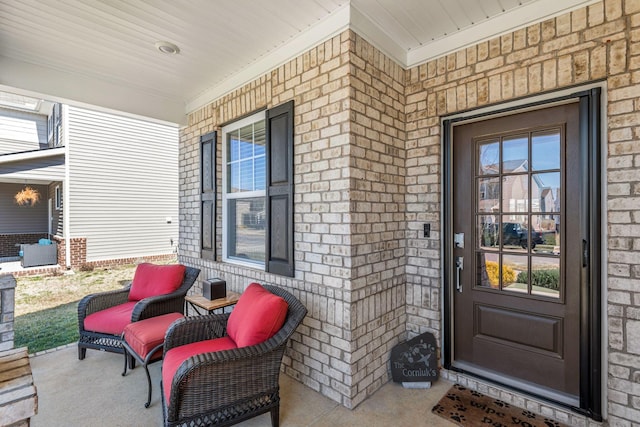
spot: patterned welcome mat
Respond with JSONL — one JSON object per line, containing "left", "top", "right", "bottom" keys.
{"left": 432, "top": 384, "right": 568, "bottom": 427}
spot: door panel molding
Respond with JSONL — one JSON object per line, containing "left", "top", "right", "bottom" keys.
{"left": 475, "top": 304, "right": 563, "bottom": 355}
{"left": 442, "top": 88, "right": 602, "bottom": 420}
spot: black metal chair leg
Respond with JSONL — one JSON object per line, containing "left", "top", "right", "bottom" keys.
{"left": 144, "top": 364, "right": 152, "bottom": 408}
{"left": 122, "top": 349, "right": 128, "bottom": 377}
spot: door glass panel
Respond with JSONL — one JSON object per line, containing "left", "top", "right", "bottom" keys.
{"left": 478, "top": 215, "right": 499, "bottom": 250}
{"left": 531, "top": 172, "right": 560, "bottom": 213}
{"left": 501, "top": 215, "right": 527, "bottom": 252}
{"left": 502, "top": 175, "right": 528, "bottom": 213}
{"left": 531, "top": 214, "right": 556, "bottom": 254}
{"left": 479, "top": 141, "right": 500, "bottom": 175}
{"left": 502, "top": 254, "right": 528, "bottom": 293}
{"left": 553, "top": 215, "right": 561, "bottom": 256}
{"left": 532, "top": 130, "right": 560, "bottom": 171}
{"left": 478, "top": 177, "right": 500, "bottom": 213}
{"left": 476, "top": 252, "right": 498, "bottom": 288}
{"left": 474, "top": 128, "right": 563, "bottom": 299}
{"left": 530, "top": 257, "right": 560, "bottom": 298}
{"left": 502, "top": 136, "right": 528, "bottom": 172}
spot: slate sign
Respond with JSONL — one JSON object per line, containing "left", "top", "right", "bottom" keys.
{"left": 390, "top": 332, "right": 438, "bottom": 383}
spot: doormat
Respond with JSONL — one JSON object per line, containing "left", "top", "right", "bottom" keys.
{"left": 432, "top": 384, "right": 568, "bottom": 427}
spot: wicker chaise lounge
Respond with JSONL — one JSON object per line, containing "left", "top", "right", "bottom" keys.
{"left": 77, "top": 264, "right": 200, "bottom": 360}
{"left": 161, "top": 283, "right": 307, "bottom": 427}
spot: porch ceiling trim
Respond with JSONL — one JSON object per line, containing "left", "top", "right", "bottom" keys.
{"left": 0, "top": 147, "right": 65, "bottom": 164}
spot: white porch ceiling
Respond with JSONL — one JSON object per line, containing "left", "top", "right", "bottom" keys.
{"left": 0, "top": 0, "right": 597, "bottom": 125}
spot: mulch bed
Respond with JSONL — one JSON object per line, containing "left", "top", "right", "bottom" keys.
{"left": 432, "top": 384, "right": 568, "bottom": 427}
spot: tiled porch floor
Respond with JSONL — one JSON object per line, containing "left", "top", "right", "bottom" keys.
{"left": 29, "top": 345, "right": 455, "bottom": 426}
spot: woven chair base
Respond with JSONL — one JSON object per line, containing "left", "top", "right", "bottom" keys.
{"left": 163, "top": 388, "right": 279, "bottom": 427}
{"left": 78, "top": 333, "right": 124, "bottom": 356}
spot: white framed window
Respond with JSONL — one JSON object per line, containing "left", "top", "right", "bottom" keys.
{"left": 54, "top": 185, "right": 62, "bottom": 210}
{"left": 222, "top": 111, "right": 266, "bottom": 268}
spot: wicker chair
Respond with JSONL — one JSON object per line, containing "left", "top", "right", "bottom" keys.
{"left": 162, "top": 285, "right": 307, "bottom": 427}
{"left": 77, "top": 265, "right": 200, "bottom": 361}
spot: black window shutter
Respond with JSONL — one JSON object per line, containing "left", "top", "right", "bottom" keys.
{"left": 265, "top": 101, "right": 294, "bottom": 277}
{"left": 201, "top": 131, "right": 217, "bottom": 260}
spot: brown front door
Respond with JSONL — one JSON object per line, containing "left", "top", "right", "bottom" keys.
{"left": 450, "top": 102, "right": 582, "bottom": 405}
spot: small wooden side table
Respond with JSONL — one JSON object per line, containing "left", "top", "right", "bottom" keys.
{"left": 185, "top": 291, "right": 240, "bottom": 315}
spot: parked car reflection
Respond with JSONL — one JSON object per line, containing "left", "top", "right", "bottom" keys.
{"left": 482, "top": 222, "right": 544, "bottom": 249}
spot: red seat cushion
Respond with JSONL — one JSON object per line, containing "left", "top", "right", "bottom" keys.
{"left": 128, "top": 263, "right": 186, "bottom": 301}
{"left": 123, "top": 312, "right": 184, "bottom": 361}
{"left": 226, "top": 283, "right": 288, "bottom": 348}
{"left": 83, "top": 301, "right": 137, "bottom": 335}
{"left": 162, "top": 336, "right": 237, "bottom": 401}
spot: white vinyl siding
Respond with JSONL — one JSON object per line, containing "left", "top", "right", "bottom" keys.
{"left": 0, "top": 108, "right": 48, "bottom": 154}
{"left": 66, "top": 106, "right": 179, "bottom": 262}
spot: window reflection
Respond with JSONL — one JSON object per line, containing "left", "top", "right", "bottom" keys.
{"left": 478, "top": 177, "right": 500, "bottom": 213}
{"left": 479, "top": 141, "right": 500, "bottom": 175}
{"left": 532, "top": 131, "right": 560, "bottom": 171}
{"left": 532, "top": 172, "right": 560, "bottom": 213}
{"left": 502, "top": 254, "right": 528, "bottom": 293}
{"left": 227, "top": 198, "right": 266, "bottom": 263}
{"left": 502, "top": 175, "right": 528, "bottom": 213}
{"left": 478, "top": 215, "right": 499, "bottom": 250}
{"left": 500, "top": 216, "right": 528, "bottom": 252}
{"left": 476, "top": 252, "right": 499, "bottom": 288}
{"left": 531, "top": 214, "right": 559, "bottom": 255}
{"left": 502, "top": 136, "right": 528, "bottom": 173}
{"left": 530, "top": 256, "right": 560, "bottom": 298}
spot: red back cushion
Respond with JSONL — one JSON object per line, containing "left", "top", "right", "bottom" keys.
{"left": 128, "top": 263, "right": 186, "bottom": 301}
{"left": 227, "top": 283, "right": 288, "bottom": 348}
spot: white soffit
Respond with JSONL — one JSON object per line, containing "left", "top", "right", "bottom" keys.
{"left": 0, "top": 57, "right": 185, "bottom": 126}
{"left": 352, "top": 0, "right": 601, "bottom": 68}
{"left": 185, "top": 3, "right": 351, "bottom": 115}
{"left": 407, "top": 0, "right": 601, "bottom": 66}
{"left": 190, "top": 0, "right": 600, "bottom": 113}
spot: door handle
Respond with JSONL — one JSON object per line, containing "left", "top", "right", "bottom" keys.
{"left": 455, "top": 256, "right": 464, "bottom": 292}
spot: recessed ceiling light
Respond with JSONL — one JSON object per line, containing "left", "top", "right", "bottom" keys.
{"left": 155, "top": 41, "right": 180, "bottom": 55}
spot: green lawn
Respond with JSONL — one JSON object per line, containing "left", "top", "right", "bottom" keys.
{"left": 13, "top": 264, "right": 141, "bottom": 354}
{"left": 14, "top": 301, "right": 80, "bottom": 353}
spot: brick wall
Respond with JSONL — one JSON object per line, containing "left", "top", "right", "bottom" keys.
{"left": 179, "top": 0, "right": 640, "bottom": 423}
{"left": 52, "top": 236, "right": 85, "bottom": 269}
{"left": 0, "top": 233, "right": 49, "bottom": 258}
{"left": 181, "top": 31, "right": 411, "bottom": 408}
{"left": 347, "top": 33, "right": 408, "bottom": 406}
